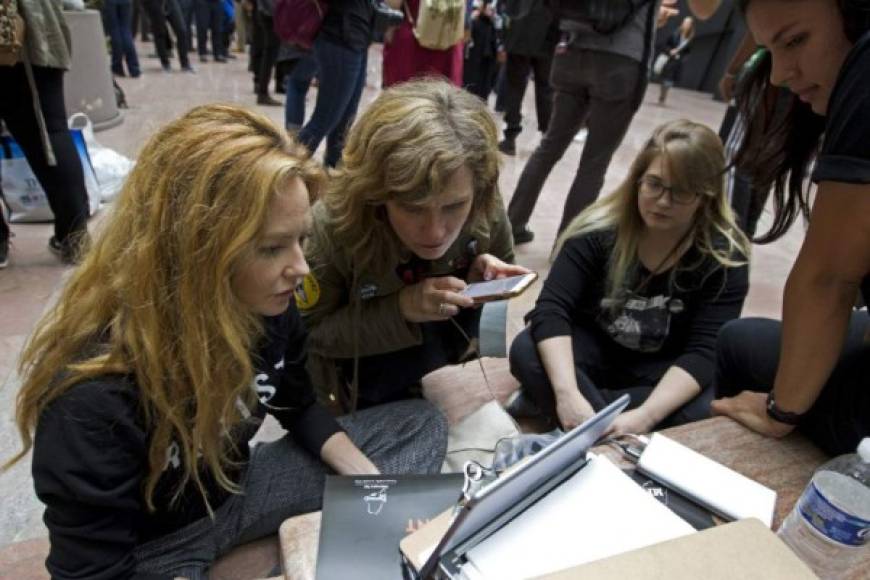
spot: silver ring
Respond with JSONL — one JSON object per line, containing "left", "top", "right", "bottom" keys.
{"left": 438, "top": 303, "right": 448, "bottom": 316}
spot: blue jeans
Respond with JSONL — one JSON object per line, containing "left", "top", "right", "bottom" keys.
{"left": 297, "top": 37, "right": 367, "bottom": 168}
{"left": 103, "top": 0, "right": 140, "bottom": 76}
{"left": 284, "top": 54, "right": 318, "bottom": 131}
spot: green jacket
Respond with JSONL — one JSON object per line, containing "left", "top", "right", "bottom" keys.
{"left": 20, "top": 0, "right": 72, "bottom": 69}
{"left": 300, "top": 198, "right": 515, "bottom": 401}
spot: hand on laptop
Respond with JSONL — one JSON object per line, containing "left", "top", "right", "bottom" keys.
{"left": 606, "top": 407, "right": 656, "bottom": 437}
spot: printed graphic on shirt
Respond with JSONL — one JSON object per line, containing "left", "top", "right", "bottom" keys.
{"left": 597, "top": 292, "right": 683, "bottom": 352}
{"left": 161, "top": 356, "right": 287, "bottom": 473}
{"left": 295, "top": 274, "right": 320, "bottom": 310}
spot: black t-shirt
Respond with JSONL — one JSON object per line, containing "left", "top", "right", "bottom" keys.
{"left": 812, "top": 30, "right": 870, "bottom": 307}
{"left": 320, "top": 0, "right": 375, "bottom": 52}
{"left": 527, "top": 229, "right": 749, "bottom": 390}
{"left": 32, "top": 306, "right": 342, "bottom": 580}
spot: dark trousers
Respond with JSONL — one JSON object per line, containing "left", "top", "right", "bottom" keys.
{"left": 337, "top": 307, "right": 483, "bottom": 409}
{"left": 284, "top": 54, "right": 318, "bottom": 130}
{"left": 144, "top": 0, "right": 191, "bottom": 68}
{"left": 503, "top": 52, "right": 553, "bottom": 141}
{"left": 251, "top": 12, "right": 278, "bottom": 94}
{"left": 509, "top": 326, "right": 712, "bottom": 428}
{"left": 179, "top": 0, "right": 195, "bottom": 50}
{"left": 132, "top": 0, "right": 151, "bottom": 40}
{"left": 196, "top": 0, "right": 225, "bottom": 57}
{"left": 715, "top": 314, "right": 870, "bottom": 456}
{"left": 507, "top": 48, "right": 643, "bottom": 233}
{"left": 0, "top": 66, "right": 89, "bottom": 245}
{"left": 298, "top": 36, "right": 367, "bottom": 167}
{"left": 104, "top": 0, "right": 141, "bottom": 76}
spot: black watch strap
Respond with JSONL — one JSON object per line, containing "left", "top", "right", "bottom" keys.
{"left": 765, "top": 392, "right": 804, "bottom": 425}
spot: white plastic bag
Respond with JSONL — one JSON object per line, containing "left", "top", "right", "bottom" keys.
{"left": 653, "top": 53, "right": 670, "bottom": 77}
{"left": 68, "top": 113, "right": 133, "bottom": 202}
{"left": 2, "top": 128, "right": 101, "bottom": 223}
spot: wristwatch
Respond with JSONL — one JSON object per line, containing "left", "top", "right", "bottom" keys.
{"left": 765, "top": 392, "right": 804, "bottom": 425}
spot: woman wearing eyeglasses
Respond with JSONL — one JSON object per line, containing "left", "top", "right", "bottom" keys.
{"left": 508, "top": 119, "right": 750, "bottom": 436}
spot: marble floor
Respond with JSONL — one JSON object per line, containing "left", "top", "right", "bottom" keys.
{"left": 0, "top": 43, "right": 804, "bottom": 549}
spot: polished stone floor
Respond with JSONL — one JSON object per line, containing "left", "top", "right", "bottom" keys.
{"left": 0, "top": 43, "right": 804, "bottom": 548}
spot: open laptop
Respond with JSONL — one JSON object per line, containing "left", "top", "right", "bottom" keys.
{"left": 406, "top": 394, "right": 631, "bottom": 579}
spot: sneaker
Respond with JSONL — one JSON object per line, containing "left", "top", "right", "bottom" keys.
{"left": 0, "top": 236, "right": 9, "bottom": 269}
{"left": 498, "top": 138, "right": 516, "bottom": 156}
{"left": 512, "top": 224, "right": 535, "bottom": 245}
{"left": 504, "top": 389, "right": 543, "bottom": 420}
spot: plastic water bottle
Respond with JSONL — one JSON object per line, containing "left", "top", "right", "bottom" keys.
{"left": 777, "top": 437, "right": 870, "bottom": 579}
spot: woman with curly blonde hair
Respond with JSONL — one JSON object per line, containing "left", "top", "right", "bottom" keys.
{"left": 509, "top": 119, "right": 750, "bottom": 436}
{"left": 4, "top": 104, "right": 447, "bottom": 579}
{"left": 301, "top": 79, "right": 530, "bottom": 410}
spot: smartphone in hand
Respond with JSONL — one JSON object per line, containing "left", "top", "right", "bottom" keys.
{"left": 460, "top": 272, "right": 538, "bottom": 304}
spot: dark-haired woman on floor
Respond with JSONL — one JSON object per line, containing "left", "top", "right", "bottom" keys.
{"left": 712, "top": 0, "right": 870, "bottom": 455}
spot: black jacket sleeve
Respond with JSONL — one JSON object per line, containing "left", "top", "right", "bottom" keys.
{"left": 527, "top": 231, "right": 610, "bottom": 343}
{"left": 266, "top": 306, "right": 344, "bottom": 455}
{"left": 671, "top": 262, "right": 749, "bottom": 389}
{"left": 32, "top": 380, "right": 169, "bottom": 580}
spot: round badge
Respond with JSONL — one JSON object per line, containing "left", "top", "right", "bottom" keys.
{"left": 294, "top": 273, "right": 321, "bottom": 310}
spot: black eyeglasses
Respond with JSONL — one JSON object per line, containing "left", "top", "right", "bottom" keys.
{"left": 637, "top": 176, "right": 698, "bottom": 206}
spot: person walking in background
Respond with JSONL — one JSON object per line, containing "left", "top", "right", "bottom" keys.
{"left": 497, "top": 0, "right": 558, "bottom": 156}
{"left": 144, "top": 0, "right": 195, "bottom": 71}
{"left": 253, "top": 0, "right": 281, "bottom": 105}
{"left": 0, "top": 0, "right": 91, "bottom": 266}
{"left": 506, "top": 0, "right": 721, "bottom": 246}
{"left": 657, "top": 16, "right": 695, "bottom": 104}
{"left": 463, "top": 0, "right": 501, "bottom": 100}
{"left": 103, "top": 0, "right": 142, "bottom": 77}
{"left": 297, "top": 0, "right": 402, "bottom": 166}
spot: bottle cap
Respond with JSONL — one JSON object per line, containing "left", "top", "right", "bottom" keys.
{"left": 858, "top": 438, "right": 870, "bottom": 462}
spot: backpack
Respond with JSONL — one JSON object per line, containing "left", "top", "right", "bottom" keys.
{"left": 273, "top": 0, "right": 328, "bottom": 50}
{"left": 406, "top": 0, "right": 465, "bottom": 51}
{"left": 0, "top": 0, "right": 25, "bottom": 66}
{"left": 546, "top": 0, "right": 652, "bottom": 35}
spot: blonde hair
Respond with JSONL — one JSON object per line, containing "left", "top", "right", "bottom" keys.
{"left": 6, "top": 104, "right": 325, "bottom": 512}
{"left": 311, "top": 79, "right": 501, "bottom": 273}
{"left": 557, "top": 119, "right": 750, "bottom": 301}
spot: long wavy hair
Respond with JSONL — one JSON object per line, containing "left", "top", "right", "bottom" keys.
{"left": 311, "top": 79, "right": 501, "bottom": 274}
{"left": 5, "top": 105, "right": 325, "bottom": 512}
{"left": 557, "top": 119, "right": 750, "bottom": 302}
{"left": 733, "top": 0, "right": 870, "bottom": 243}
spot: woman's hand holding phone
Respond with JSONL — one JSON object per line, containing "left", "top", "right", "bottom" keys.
{"left": 468, "top": 253, "right": 531, "bottom": 283}
{"left": 398, "top": 276, "right": 474, "bottom": 323}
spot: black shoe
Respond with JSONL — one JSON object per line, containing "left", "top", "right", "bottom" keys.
{"left": 181, "top": 65, "right": 196, "bottom": 73}
{"left": 111, "top": 67, "right": 126, "bottom": 77}
{"left": 214, "top": 55, "right": 227, "bottom": 63}
{"left": 48, "top": 236, "right": 77, "bottom": 265}
{"left": 504, "top": 389, "right": 543, "bottom": 420}
{"left": 199, "top": 54, "right": 209, "bottom": 63}
{"left": 498, "top": 138, "right": 516, "bottom": 156}
{"left": 161, "top": 62, "right": 171, "bottom": 72}
{"left": 256, "top": 94, "right": 282, "bottom": 106}
{"left": 512, "top": 224, "right": 534, "bottom": 245}
{"left": 275, "top": 83, "right": 286, "bottom": 94}
{"left": 0, "top": 235, "right": 9, "bottom": 269}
